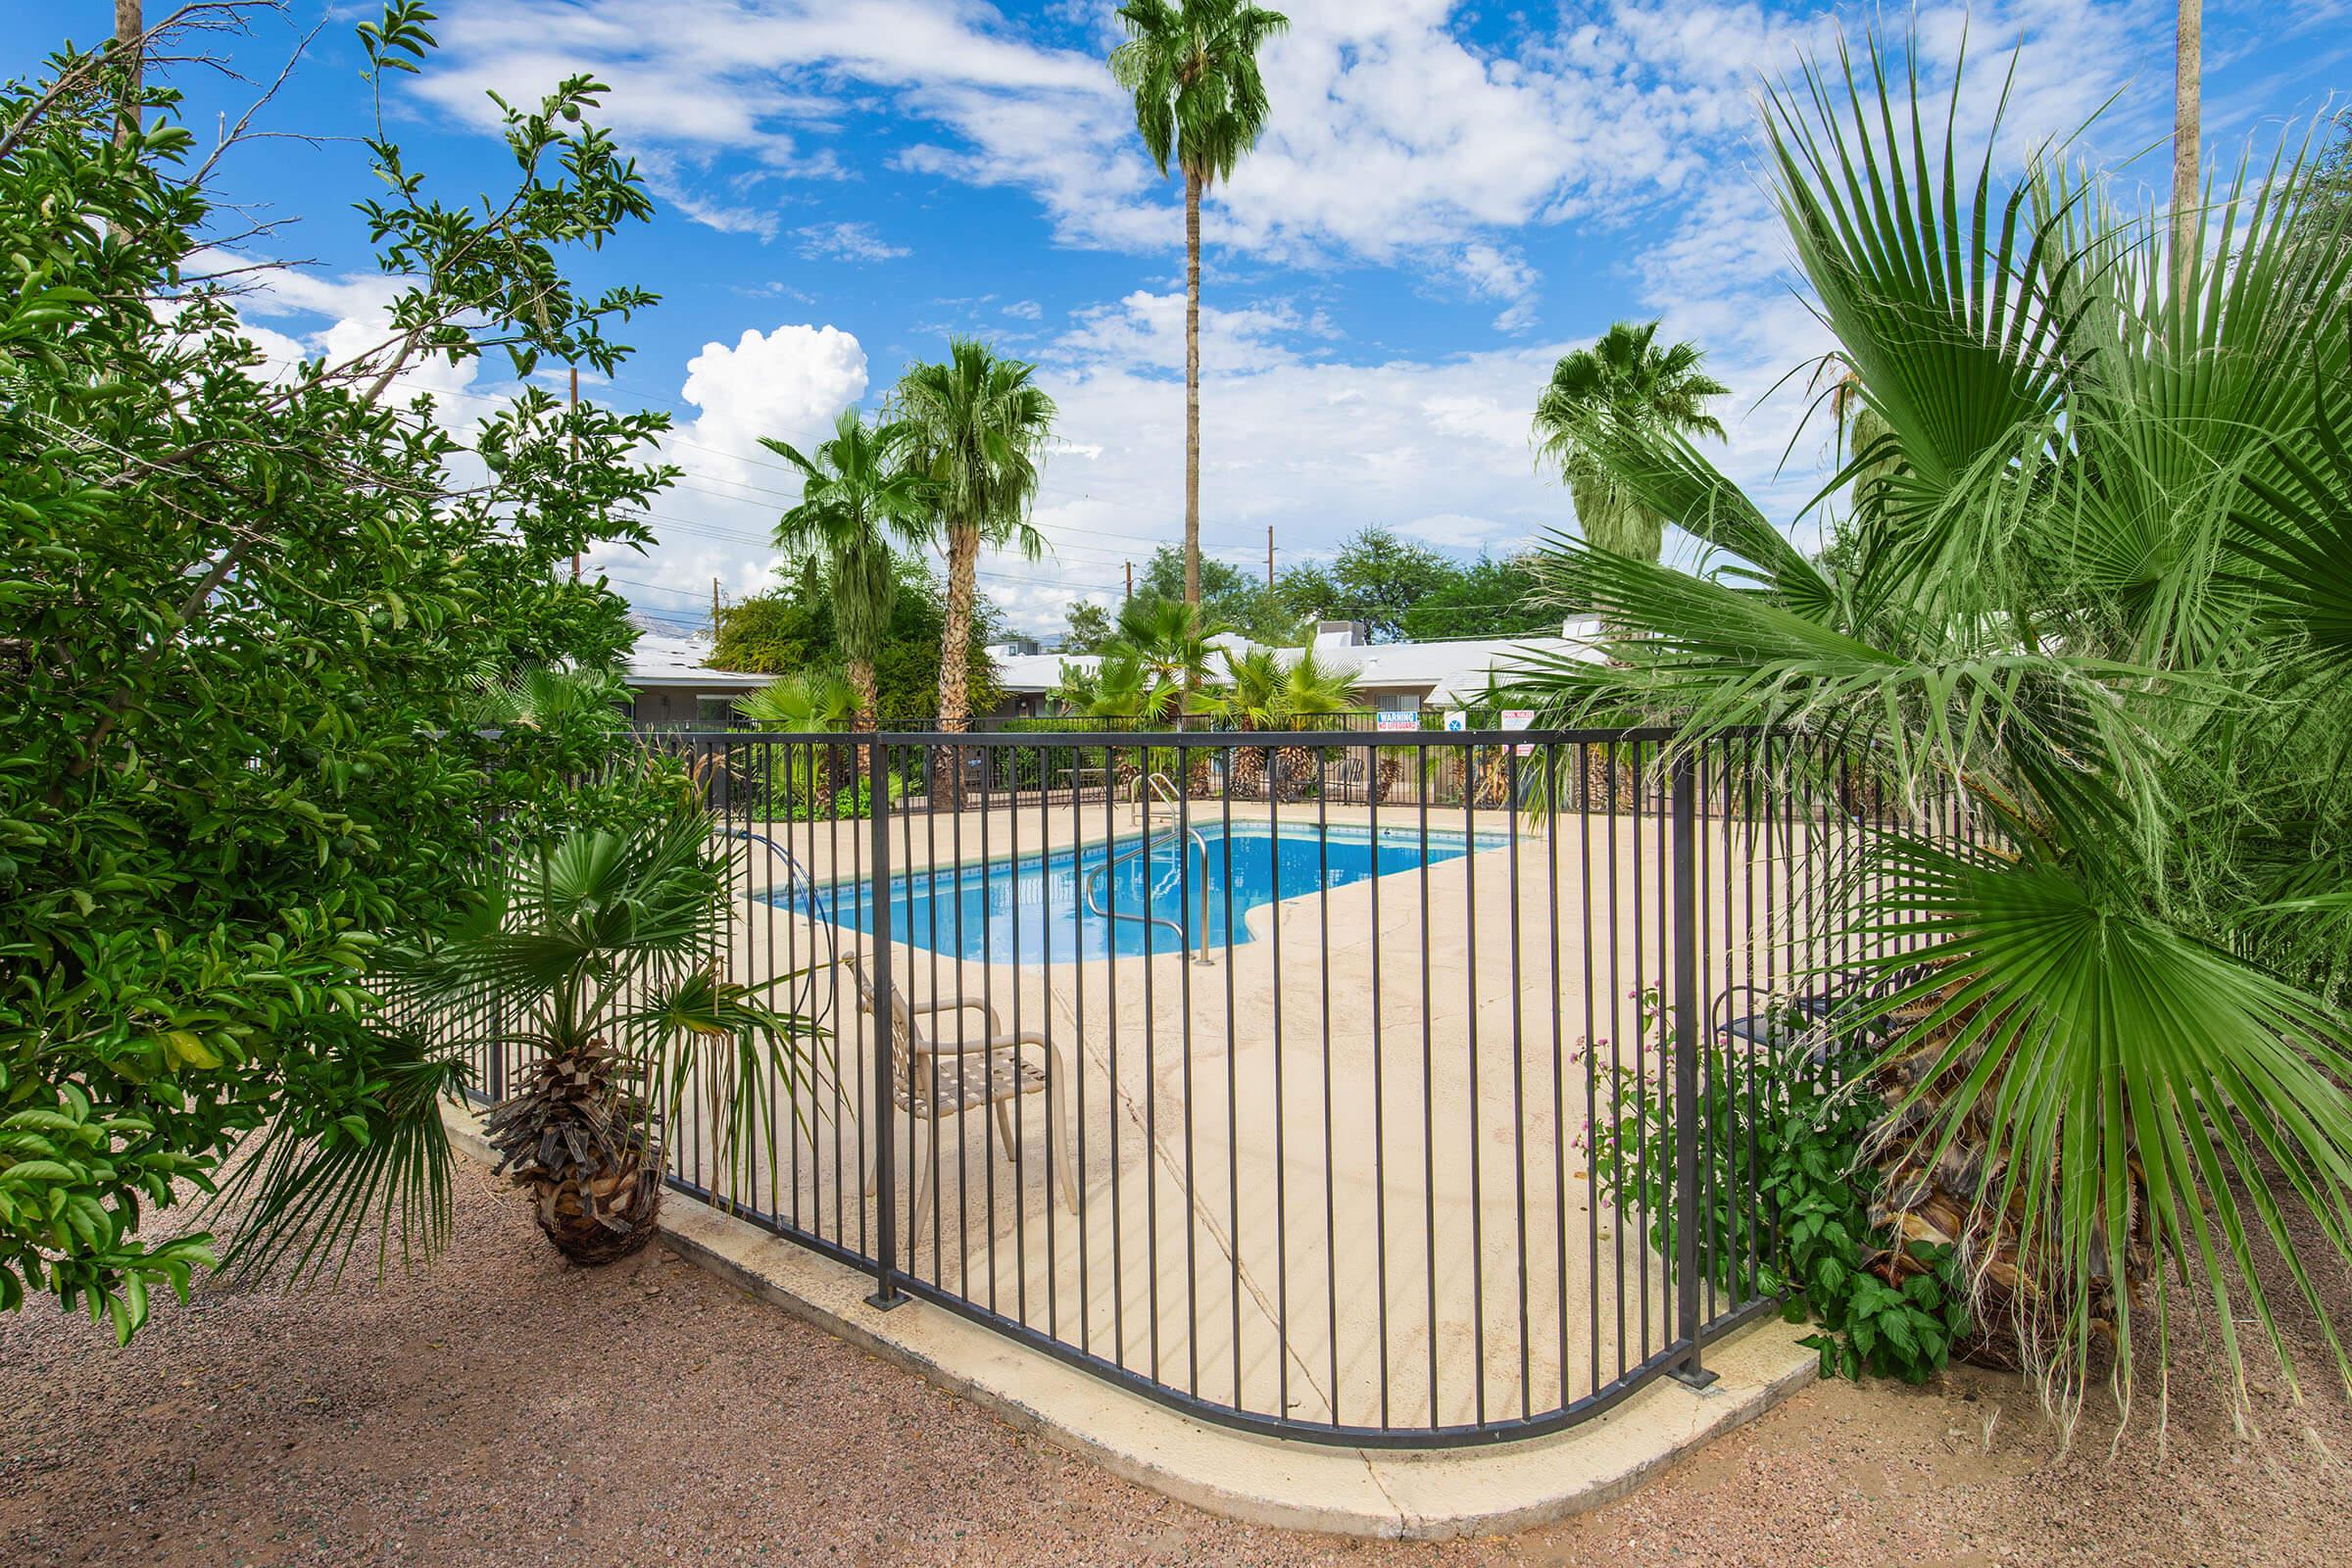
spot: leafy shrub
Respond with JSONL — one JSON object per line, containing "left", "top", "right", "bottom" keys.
{"left": 1587, "top": 988, "right": 1970, "bottom": 1384}
{"left": 2, "top": 6, "right": 678, "bottom": 1335}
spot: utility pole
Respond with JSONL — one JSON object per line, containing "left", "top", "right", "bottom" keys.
{"left": 2173, "top": 0, "right": 2202, "bottom": 300}
{"left": 114, "top": 2, "right": 142, "bottom": 148}
{"left": 568, "top": 367, "right": 581, "bottom": 583}
{"left": 1266, "top": 524, "right": 1275, "bottom": 591}
{"left": 711, "top": 577, "right": 720, "bottom": 632}
{"left": 1124, "top": 561, "right": 1133, "bottom": 601}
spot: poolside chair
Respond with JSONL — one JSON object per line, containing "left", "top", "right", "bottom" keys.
{"left": 844, "top": 953, "right": 1079, "bottom": 1235}
{"left": 1710, "top": 961, "right": 1938, "bottom": 1064}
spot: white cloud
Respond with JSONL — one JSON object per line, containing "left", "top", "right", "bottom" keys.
{"left": 795, "top": 220, "right": 910, "bottom": 262}
{"left": 400, "top": 0, "right": 2176, "bottom": 636}
{"left": 673, "top": 322, "right": 867, "bottom": 485}
{"left": 413, "top": 1, "right": 2161, "bottom": 334}
{"left": 1052, "top": 290, "right": 1335, "bottom": 375}
{"left": 578, "top": 322, "right": 870, "bottom": 629}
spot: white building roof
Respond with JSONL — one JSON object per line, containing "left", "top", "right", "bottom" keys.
{"left": 623, "top": 632, "right": 769, "bottom": 690}
{"left": 1310, "top": 625, "right": 1605, "bottom": 707}
{"left": 995, "top": 651, "right": 1094, "bottom": 694}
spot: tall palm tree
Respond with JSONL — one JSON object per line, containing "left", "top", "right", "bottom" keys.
{"left": 892, "top": 339, "right": 1056, "bottom": 763}
{"left": 1515, "top": 34, "right": 2352, "bottom": 1426}
{"left": 760, "top": 408, "right": 935, "bottom": 740}
{"left": 1109, "top": 0, "right": 1289, "bottom": 609}
{"left": 1532, "top": 320, "right": 1729, "bottom": 561}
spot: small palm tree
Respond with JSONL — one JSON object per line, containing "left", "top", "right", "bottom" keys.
{"left": 465, "top": 664, "right": 625, "bottom": 730}
{"left": 1515, "top": 33, "right": 2352, "bottom": 1425}
{"left": 760, "top": 409, "right": 936, "bottom": 740}
{"left": 735, "top": 670, "right": 860, "bottom": 814}
{"left": 1273, "top": 647, "right": 1362, "bottom": 800}
{"left": 1109, "top": 0, "right": 1290, "bottom": 609}
{"left": 1532, "top": 320, "right": 1729, "bottom": 561}
{"left": 893, "top": 339, "right": 1056, "bottom": 790}
{"left": 1209, "top": 645, "right": 1360, "bottom": 797}
{"left": 1112, "top": 595, "right": 1223, "bottom": 713}
{"left": 404, "top": 806, "right": 819, "bottom": 1264}
{"left": 734, "top": 669, "right": 857, "bottom": 732}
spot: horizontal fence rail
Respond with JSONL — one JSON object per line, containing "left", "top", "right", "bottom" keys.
{"left": 450, "top": 725, "right": 1954, "bottom": 1446}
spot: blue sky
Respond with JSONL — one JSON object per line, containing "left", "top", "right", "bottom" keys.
{"left": 16, "top": 1, "right": 2351, "bottom": 636}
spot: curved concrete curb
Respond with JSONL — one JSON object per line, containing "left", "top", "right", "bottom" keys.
{"left": 443, "top": 1103, "right": 1817, "bottom": 1539}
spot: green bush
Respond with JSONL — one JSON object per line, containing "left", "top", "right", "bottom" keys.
{"left": 1587, "top": 988, "right": 1970, "bottom": 1385}
{"left": 1, "top": 6, "right": 678, "bottom": 1334}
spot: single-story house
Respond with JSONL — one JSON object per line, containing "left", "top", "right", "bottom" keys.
{"left": 623, "top": 632, "right": 770, "bottom": 727}
{"left": 984, "top": 617, "right": 1605, "bottom": 721}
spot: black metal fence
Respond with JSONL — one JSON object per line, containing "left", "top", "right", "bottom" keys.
{"left": 455, "top": 724, "right": 1949, "bottom": 1447}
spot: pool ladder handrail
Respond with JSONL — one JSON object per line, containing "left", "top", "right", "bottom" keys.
{"left": 1129, "top": 768, "right": 1181, "bottom": 824}
{"left": 731, "top": 828, "right": 840, "bottom": 1019}
{"left": 1082, "top": 815, "right": 1214, "bottom": 965}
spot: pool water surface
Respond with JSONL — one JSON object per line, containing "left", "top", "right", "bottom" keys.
{"left": 786, "top": 820, "right": 1506, "bottom": 963}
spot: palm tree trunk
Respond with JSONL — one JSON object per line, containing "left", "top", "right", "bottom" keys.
{"left": 848, "top": 652, "right": 878, "bottom": 779}
{"left": 1183, "top": 166, "right": 1202, "bottom": 611}
{"left": 936, "top": 522, "right": 980, "bottom": 808}
{"left": 2173, "top": 0, "right": 2201, "bottom": 300}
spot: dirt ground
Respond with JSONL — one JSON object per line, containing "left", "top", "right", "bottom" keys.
{"left": 4, "top": 1154, "right": 2348, "bottom": 1567}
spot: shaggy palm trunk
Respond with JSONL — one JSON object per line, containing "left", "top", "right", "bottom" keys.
{"left": 483, "top": 1045, "right": 662, "bottom": 1266}
{"left": 936, "top": 522, "right": 979, "bottom": 808}
{"left": 1229, "top": 741, "right": 1267, "bottom": 799}
{"left": 1273, "top": 743, "right": 1319, "bottom": 801}
{"left": 1861, "top": 971, "right": 2153, "bottom": 1370}
{"left": 1183, "top": 167, "right": 1202, "bottom": 612}
{"left": 848, "top": 652, "right": 878, "bottom": 781}
{"left": 1472, "top": 745, "right": 1513, "bottom": 808}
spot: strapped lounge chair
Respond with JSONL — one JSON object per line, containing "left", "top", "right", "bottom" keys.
{"left": 845, "top": 953, "right": 1079, "bottom": 1237}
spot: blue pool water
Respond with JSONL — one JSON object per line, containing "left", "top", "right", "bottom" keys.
{"left": 789, "top": 822, "right": 1504, "bottom": 963}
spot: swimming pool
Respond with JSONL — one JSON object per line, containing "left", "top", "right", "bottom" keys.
{"left": 789, "top": 820, "right": 1506, "bottom": 963}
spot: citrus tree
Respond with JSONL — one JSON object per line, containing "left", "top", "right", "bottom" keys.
{"left": 1, "top": 4, "right": 685, "bottom": 1333}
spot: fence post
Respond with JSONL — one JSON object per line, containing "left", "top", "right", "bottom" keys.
{"left": 1668, "top": 745, "right": 1717, "bottom": 1389}
{"left": 865, "top": 736, "right": 903, "bottom": 1310}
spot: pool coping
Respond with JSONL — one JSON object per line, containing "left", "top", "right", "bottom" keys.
{"left": 440, "top": 1100, "right": 1820, "bottom": 1540}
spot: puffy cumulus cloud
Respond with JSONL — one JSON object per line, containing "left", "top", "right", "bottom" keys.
{"left": 1018, "top": 343, "right": 1569, "bottom": 613}
{"left": 673, "top": 322, "right": 867, "bottom": 485}
{"left": 567, "top": 321, "right": 871, "bottom": 632}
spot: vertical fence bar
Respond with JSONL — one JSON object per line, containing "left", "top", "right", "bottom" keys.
{"left": 866, "top": 737, "right": 902, "bottom": 1310}
{"left": 1668, "top": 746, "right": 1714, "bottom": 1388}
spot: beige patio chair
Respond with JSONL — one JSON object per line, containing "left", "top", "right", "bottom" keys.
{"left": 844, "top": 953, "right": 1079, "bottom": 1235}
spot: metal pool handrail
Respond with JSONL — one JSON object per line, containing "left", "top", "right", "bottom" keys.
{"left": 1082, "top": 818, "right": 1213, "bottom": 964}
{"left": 1130, "top": 768, "right": 1181, "bottom": 824}
{"left": 731, "top": 829, "right": 839, "bottom": 1015}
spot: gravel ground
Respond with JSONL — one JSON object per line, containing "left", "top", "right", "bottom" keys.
{"left": 5, "top": 1154, "right": 2348, "bottom": 1567}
